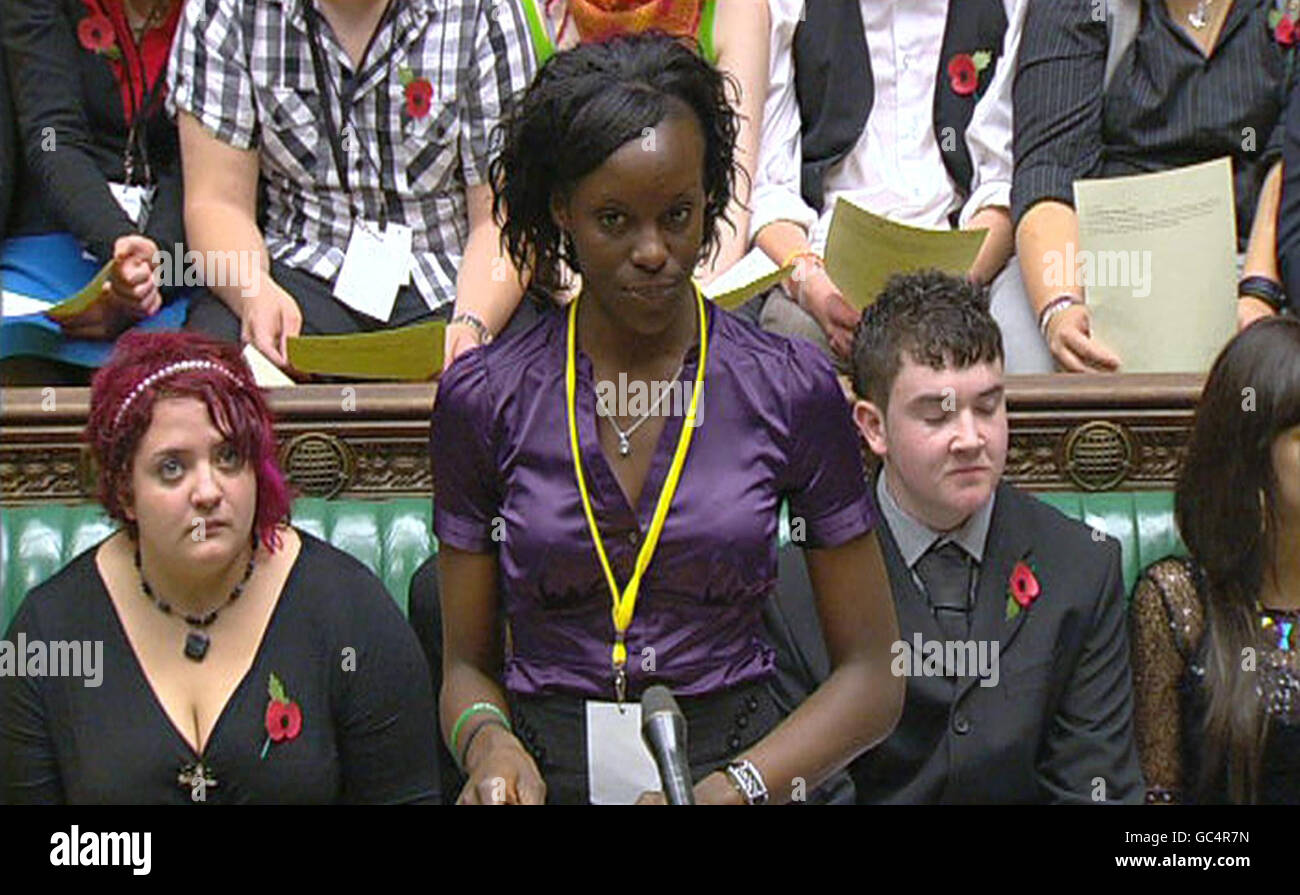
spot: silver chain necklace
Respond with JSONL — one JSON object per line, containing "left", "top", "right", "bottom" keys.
{"left": 1187, "top": 0, "right": 1213, "bottom": 29}
{"left": 596, "top": 363, "right": 685, "bottom": 458}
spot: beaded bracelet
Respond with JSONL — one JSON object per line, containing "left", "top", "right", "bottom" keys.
{"left": 450, "top": 701, "right": 511, "bottom": 764}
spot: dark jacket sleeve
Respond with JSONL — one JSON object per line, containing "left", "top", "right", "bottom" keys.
{"left": 0, "top": 39, "right": 14, "bottom": 240}
{"left": 1276, "top": 78, "right": 1300, "bottom": 309}
{"left": 1010, "top": 0, "right": 1108, "bottom": 226}
{"left": 142, "top": 144, "right": 184, "bottom": 252}
{"left": 0, "top": 599, "right": 66, "bottom": 804}
{"left": 330, "top": 546, "right": 441, "bottom": 805}
{"left": 406, "top": 555, "right": 470, "bottom": 805}
{"left": 1036, "top": 536, "right": 1145, "bottom": 804}
{"left": 1, "top": 0, "right": 136, "bottom": 261}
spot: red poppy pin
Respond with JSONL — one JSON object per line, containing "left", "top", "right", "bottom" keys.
{"left": 260, "top": 672, "right": 302, "bottom": 758}
{"left": 948, "top": 50, "right": 992, "bottom": 97}
{"left": 78, "top": 13, "right": 122, "bottom": 61}
{"left": 1270, "top": 8, "right": 1297, "bottom": 46}
{"left": 398, "top": 66, "right": 433, "bottom": 120}
{"left": 1006, "top": 556, "right": 1040, "bottom": 620}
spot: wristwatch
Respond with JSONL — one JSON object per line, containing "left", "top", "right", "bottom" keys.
{"left": 724, "top": 759, "right": 769, "bottom": 805}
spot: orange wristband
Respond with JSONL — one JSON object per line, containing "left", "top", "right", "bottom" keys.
{"left": 782, "top": 250, "right": 824, "bottom": 272}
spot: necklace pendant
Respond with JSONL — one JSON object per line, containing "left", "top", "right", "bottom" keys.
{"left": 184, "top": 630, "right": 210, "bottom": 662}
{"left": 1189, "top": 1, "right": 1209, "bottom": 28}
{"left": 178, "top": 761, "right": 218, "bottom": 793}
{"left": 618, "top": 433, "right": 631, "bottom": 457}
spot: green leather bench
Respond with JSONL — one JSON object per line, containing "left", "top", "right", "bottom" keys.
{"left": 1, "top": 498, "right": 434, "bottom": 631}
{"left": 1, "top": 491, "right": 1186, "bottom": 633}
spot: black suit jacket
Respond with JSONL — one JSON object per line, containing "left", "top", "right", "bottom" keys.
{"left": 767, "top": 479, "right": 1143, "bottom": 804}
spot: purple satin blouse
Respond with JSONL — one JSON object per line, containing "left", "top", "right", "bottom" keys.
{"left": 431, "top": 302, "right": 875, "bottom": 699}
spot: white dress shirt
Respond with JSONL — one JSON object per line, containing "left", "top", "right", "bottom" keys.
{"left": 753, "top": 0, "right": 1027, "bottom": 252}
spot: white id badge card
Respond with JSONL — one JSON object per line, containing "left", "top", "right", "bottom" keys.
{"left": 585, "top": 700, "right": 663, "bottom": 805}
{"left": 108, "top": 182, "right": 155, "bottom": 229}
{"left": 333, "top": 220, "right": 412, "bottom": 321}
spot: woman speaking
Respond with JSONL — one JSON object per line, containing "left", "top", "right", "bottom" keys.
{"left": 432, "top": 34, "right": 902, "bottom": 805}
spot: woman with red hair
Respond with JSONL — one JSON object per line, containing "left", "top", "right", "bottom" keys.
{"left": 0, "top": 331, "right": 439, "bottom": 804}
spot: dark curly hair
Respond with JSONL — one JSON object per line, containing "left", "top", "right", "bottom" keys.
{"left": 85, "top": 330, "right": 292, "bottom": 552}
{"left": 488, "top": 31, "right": 741, "bottom": 294}
{"left": 850, "top": 269, "right": 1004, "bottom": 409}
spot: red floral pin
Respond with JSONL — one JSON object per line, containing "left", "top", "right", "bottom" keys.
{"left": 260, "top": 672, "right": 302, "bottom": 758}
{"left": 1270, "top": 8, "right": 1297, "bottom": 46}
{"left": 1006, "top": 556, "right": 1040, "bottom": 620}
{"left": 398, "top": 66, "right": 433, "bottom": 120}
{"left": 948, "top": 50, "right": 992, "bottom": 97}
{"left": 78, "top": 13, "right": 122, "bottom": 61}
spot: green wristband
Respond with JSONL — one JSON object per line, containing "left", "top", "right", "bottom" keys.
{"left": 451, "top": 702, "right": 512, "bottom": 759}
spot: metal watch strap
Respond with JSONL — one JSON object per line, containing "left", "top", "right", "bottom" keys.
{"left": 725, "top": 759, "right": 769, "bottom": 805}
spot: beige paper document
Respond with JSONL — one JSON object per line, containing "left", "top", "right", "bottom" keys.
{"left": 1073, "top": 157, "right": 1237, "bottom": 373}
{"left": 823, "top": 198, "right": 986, "bottom": 309}
{"left": 701, "top": 248, "right": 794, "bottom": 311}
{"left": 243, "top": 344, "right": 296, "bottom": 387}
{"left": 287, "top": 320, "right": 445, "bottom": 380}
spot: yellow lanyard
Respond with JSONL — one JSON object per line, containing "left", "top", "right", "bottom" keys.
{"left": 565, "top": 284, "right": 709, "bottom": 704}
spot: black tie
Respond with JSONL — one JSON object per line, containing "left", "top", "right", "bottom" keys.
{"left": 914, "top": 541, "right": 972, "bottom": 642}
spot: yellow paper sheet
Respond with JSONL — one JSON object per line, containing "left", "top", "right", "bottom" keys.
{"left": 287, "top": 320, "right": 445, "bottom": 380}
{"left": 1073, "top": 157, "right": 1237, "bottom": 374}
{"left": 823, "top": 198, "right": 986, "bottom": 309}
{"left": 42, "top": 261, "right": 114, "bottom": 321}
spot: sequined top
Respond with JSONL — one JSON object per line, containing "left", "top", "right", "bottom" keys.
{"left": 1130, "top": 557, "right": 1300, "bottom": 804}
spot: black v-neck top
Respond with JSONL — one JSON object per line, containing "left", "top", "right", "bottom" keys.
{"left": 0, "top": 529, "right": 440, "bottom": 804}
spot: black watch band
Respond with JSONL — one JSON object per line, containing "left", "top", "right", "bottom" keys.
{"left": 1238, "top": 276, "right": 1287, "bottom": 312}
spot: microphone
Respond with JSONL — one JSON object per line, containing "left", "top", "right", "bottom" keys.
{"left": 641, "top": 685, "right": 695, "bottom": 805}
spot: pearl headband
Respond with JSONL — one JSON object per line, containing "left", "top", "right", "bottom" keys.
{"left": 112, "top": 360, "right": 244, "bottom": 431}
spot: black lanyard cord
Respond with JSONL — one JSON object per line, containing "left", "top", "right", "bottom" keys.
{"left": 303, "top": 0, "right": 401, "bottom": 227}
{"left": 104, "top": 0, "right": 168, "bottom": 187}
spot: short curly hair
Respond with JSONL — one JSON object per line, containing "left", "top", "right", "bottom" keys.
{"left": 488, "top": 31, "right": 742, "bottom": 294}
{"left": 850, "top": 269, "right": 1004, "bottom": 410}
{"left": 85, "top": 330, "right": 292, "bottom": 551}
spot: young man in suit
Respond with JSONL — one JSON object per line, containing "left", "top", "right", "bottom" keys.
{"left": 767, "top": 269, "right": 1142, "bottom": 803}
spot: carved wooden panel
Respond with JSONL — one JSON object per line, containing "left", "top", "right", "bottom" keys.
{"left": 0, "top": 375, "right": 1202, "bottom": 505}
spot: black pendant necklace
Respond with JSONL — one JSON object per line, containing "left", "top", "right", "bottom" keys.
{"left": 135, "top": 543, "right": 256, "bottom": 661}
